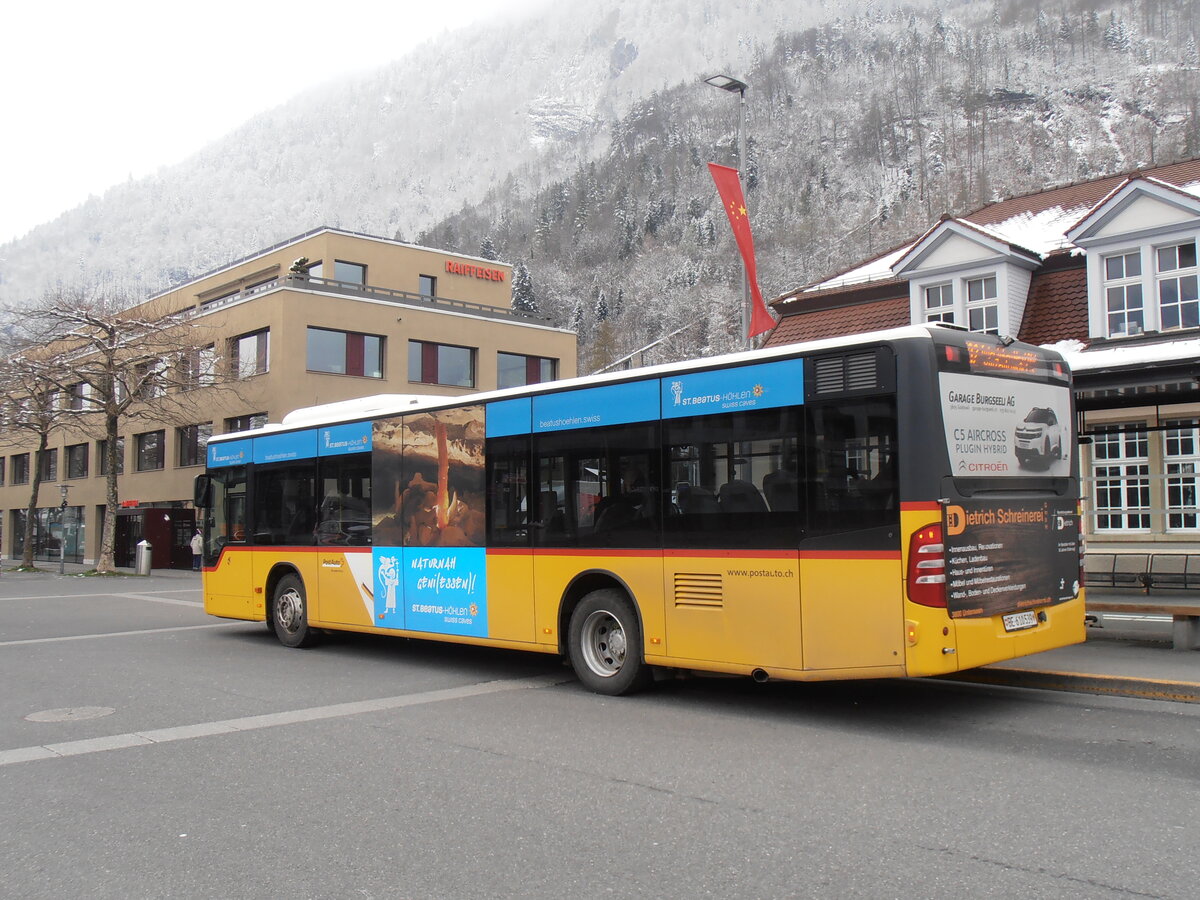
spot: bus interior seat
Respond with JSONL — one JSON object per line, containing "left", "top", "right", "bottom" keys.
{"left": 676, "top": 482, "right": 719, "bottom": 515}
{"left": 718, "top": 479, "right": 768, "bottom": 514}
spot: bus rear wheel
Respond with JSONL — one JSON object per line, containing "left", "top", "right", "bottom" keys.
{"left": 273, "top": 574, "right": 318, "bottom": 648}
{"left": 568, "top": 589, "right": 650, "bottom": 695}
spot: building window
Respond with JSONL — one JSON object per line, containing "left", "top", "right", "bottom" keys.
{"left": 12, "top": 454, "right": 29, "bottom": 484}
{"left": 1156, "top": 240, "right": 1199, "bottom": 331}
{"left": 225, "top": 413, "right": 268, "bottom": 433}
{"left": 408, "top": 341, "right": 475, "bottom": 387}
{"left": 419, "top": 275, "right": 437, "bottom": 298}
{"left": 966, "top": 275, "right": 999, "bottom": 334}
{"left": 38, "top": 448, "right": 58, "bottom": 482}
{"left": 230, "top": 329, "right": 269, "bottom": 378}
{"left": 307, "top": 328, "right": 384, "bottom": 378}
{"left": 177, "top": 423, "right": 212, "bottom": 468}
{"left": 497, "top": 352, "right": 557, "bottom": 389}
{"left": 1164, "top": 419, "right": 1199, "bottom": 531}
{"left": 333, "top": 260, "right": 367, "bottom": 285}
{"left": 0, "top": 457, "right": 5, "bottom": 485}
{"left": 180, "top": 345, "right": 217, "bottom": 388}
{"left": 924, "top": 284, "right": 954, "bottom": 324}
{"left": 67, "top": 382, "right": 87, "bottom": 411}
{"left": 135, "top": 431, "right": 165, "bottom": 472}
{"left": 66, "top": 443, "right": 88, "bottom": 479}
{"left": 1104, "top": 250, "right": 1144, "bottom": 337}
{"left": 1091, "top": 424, "right": 1150, "bottom": 531}
{"left": 134, "top": 360, "right": 166, "bottom": 399}
{"left": 98, "top": 438, "right": 125, "bottom": 476}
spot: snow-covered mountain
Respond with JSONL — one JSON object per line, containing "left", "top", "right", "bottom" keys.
{"left": 0, "top": 0, "right": 859, "bottom": 305}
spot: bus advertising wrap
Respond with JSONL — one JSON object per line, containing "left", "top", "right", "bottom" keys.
{"left": 940, "top": 372, "right": 1072, "bottom": 477}
{"left": 370, "top": 405, "right": 488, "bottom": 637}
{"left": 943, "top": 498, "right": 1080, "bottom": 619}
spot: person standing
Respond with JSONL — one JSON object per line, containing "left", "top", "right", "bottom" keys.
{"left": 190, "top": 529, "right": 203, "bottom": 571}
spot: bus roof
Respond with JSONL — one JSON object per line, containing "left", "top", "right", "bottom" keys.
{"left": 208, "top": 324, "right": 1060, "bottom": 444}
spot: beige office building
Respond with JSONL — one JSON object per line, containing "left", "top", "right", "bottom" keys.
{"left": 0, "top": 227, "right": 576, "bottom": 567}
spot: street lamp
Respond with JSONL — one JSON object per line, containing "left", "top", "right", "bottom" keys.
{"left": 704, "top": 73, "right": 752, "bottom": 349}
{"left": 58, "top": 484, "right": 71, "bottom": 575}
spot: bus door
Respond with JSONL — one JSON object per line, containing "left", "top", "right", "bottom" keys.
{"left": 486, "top": 437, "right": 536, "bottom": 644}
{"left": 198, "top": 465, "right": 254, "bottom": 618}
{"left": 799, "top": 399, "right": 903, "bottom": 671}
{"left": 315, "top": 454, "right": 375, "bottom": 627}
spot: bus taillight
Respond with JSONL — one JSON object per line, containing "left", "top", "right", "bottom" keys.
{"left": 907, "top": 523, "right": 947, "bottom": 608}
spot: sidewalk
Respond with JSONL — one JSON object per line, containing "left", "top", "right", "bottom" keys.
{"left": 949, "top": 630, "right": 1200, "bottom": 703}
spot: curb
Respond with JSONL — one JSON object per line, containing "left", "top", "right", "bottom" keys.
{"left": 941, "top": 667, "right": 1200, "bottom": 703}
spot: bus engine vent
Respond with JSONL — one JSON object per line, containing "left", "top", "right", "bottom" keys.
{"left": 812, "top": 351, "right": 880, "bottom": 395}
{"left": 674, "top": 572, "right": 724, "bottom": 608}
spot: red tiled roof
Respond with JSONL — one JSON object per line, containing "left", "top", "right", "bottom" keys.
{"left": 764, "top": 156, "right": 1200, "bottom": 349}
{"left": 763, "top": 295, "right": 909, "bottom": 347}
{"left": 964, "top": 157, "right": 1200, "bottom": 227}
{"left": 1018, "top": 260, "right": 1089, "bottom": 346}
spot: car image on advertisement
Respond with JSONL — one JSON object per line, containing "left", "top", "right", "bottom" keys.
{"left": 1014, "top": 406, "right": 1066, "bottom": 468}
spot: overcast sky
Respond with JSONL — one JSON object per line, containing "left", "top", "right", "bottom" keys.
{"left": 0, "top": 0, "right": 512, "bottom": 245}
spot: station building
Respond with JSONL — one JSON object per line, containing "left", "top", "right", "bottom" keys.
{"left": 764, "top": 158, "right": 1200, "bottom": 569}
{"left": 0, "top": 227, "right": 576, "bottom": 567}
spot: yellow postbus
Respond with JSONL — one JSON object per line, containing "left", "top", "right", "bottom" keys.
{"left": 195, "top": 325, "right": 1085, "bottom": 694}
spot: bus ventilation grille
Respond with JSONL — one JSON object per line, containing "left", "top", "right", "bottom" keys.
{"left": 813, "top": 352, "right": 878, "bottom": 394}
{"left": 674, "top": 572, "right": 724, "bottom": 608}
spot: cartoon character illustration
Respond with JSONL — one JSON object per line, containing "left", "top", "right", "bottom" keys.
{"left": 378, "top": 555, "right": 400, "bottom": 613}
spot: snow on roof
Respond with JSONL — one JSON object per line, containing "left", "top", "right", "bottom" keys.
{"left": 807, "top": 244, "right": 912, "bottom": 292}
{"left": 965, "top": 204, "right": 1089, "bottom": 257}
{"left": 1049, "top": 337, "right": 1200, "bottom": 373}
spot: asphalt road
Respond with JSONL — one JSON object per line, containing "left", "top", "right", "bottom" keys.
{"left": 2, "top": 571, "right": 1199, "bottom": 899}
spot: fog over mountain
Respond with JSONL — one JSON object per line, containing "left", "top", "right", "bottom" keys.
{"left": 2, "top": 0, "right": 1197, "bottom": 369}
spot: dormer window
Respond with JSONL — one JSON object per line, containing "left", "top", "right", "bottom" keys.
{"left": 966, "top": 275, "right": 999, "bottom": 334}
{"left": 924, "top": 284, "right": 954, "bottom": 324}
{"left": 1103, "top": 250, "right": 1144, "bottom": 337}
{"left": 1157, "top": 240, "right": 1198, "bottom": 330}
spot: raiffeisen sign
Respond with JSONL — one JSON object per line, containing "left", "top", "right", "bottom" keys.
{"left": 445, "top": 260, "right": 507, "bottom": 282}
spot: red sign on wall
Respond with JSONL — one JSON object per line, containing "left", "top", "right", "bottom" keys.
{"left": 445, "top": 260, "right": 507, "bottom": 282}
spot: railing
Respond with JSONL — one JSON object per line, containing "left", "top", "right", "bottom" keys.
{"left": 198, "top": 274, "right": 552, "bottom": 324}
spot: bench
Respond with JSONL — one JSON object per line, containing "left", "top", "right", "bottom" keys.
{"left": 1085, "top": 594, "right": 1200, "bottom": 650}
{"left": 1085, "top": 552, "right": 1200, "bottom": 592}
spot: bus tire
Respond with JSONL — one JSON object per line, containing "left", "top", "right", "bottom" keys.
{"left": 568, "top": 589, "right": 650, "bottom": 695}
{"left": 273, "top": 574, "right": 319, "bottom": 649}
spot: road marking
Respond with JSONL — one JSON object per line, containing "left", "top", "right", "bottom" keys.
{"left": 0, "top": 674, "right": 570, "bottom": 767}
{"left": 0, "top": 589, "right": 199, "bottom": 603}
{"left": 109, "top": 592, "right": 203, "bottom": 608}
{"left": 0, "top": 622, "right": 245, "bottom": 647}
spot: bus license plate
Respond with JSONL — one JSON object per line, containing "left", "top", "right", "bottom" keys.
{"left": 1002, "top": 611, "right": 1038, "bottom": 632}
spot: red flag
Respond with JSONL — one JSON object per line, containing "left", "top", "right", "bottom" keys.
{"left": 708, "top": 163, "right": 776, "bottom": 339}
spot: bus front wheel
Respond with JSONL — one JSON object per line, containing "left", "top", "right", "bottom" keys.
{"left": 568, "top": 589, "right": 650, "bottom": 695}
{"left": 273, "top": 574, "right": 319, "bottom": 648}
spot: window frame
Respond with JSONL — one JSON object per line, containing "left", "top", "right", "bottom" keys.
{"left": 230, "top": 329, "right": 270, "bottom": 379}
{"left": 65, "top": 443, "right": 89, "bottom": 479}
{"left": 1164, "top": 419, "right": 1200, "bottom": 532}
{"left": 497, "top": 352, "right": 558, "bottom": 389}
{"left": 408, "top": 340, "right": 476, "bottom": 388}
{"left": 135, "top": 430, "right": 166, "bottom": 472}
{"left": 306, "top": 327, "right": 385, "bottom": 378}
{"left": 1090, "top": 424, "right": 1151, "bottom": 532}
{"left": 177, "top": 423, "right": 212, "bottom": 468}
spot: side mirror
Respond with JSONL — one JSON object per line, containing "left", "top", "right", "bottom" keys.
{"left": 193, "top": 474, "right": 213, "bottom": 509}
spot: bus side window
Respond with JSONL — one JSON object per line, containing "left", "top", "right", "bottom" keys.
{"left": 486, "top": 436, "right": 531, "bottom": 547}
{"left": 805, "top": 399, "right": 898, "bottom": 536}
{"left": 664, "top": 407, "right": 802, "bottom": 550}
{"left": 317, "top": 453, "right": 372, "bottom": 546}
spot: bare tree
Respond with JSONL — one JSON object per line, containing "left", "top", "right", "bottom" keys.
{"left": 0, "top": 349, "right": 79, "bottom": 568}
{"left": 18, "top": 286, "right": 242, "bottom": 573}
